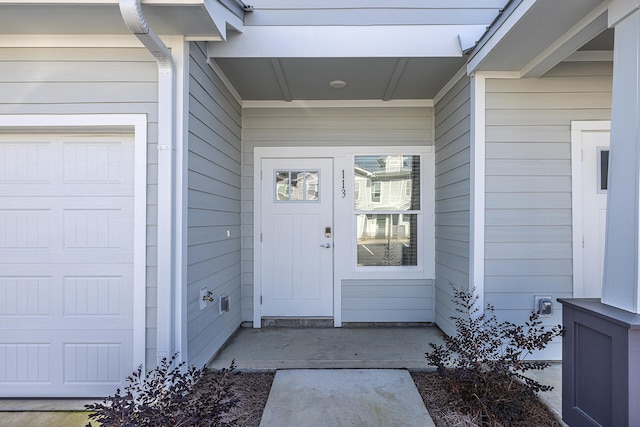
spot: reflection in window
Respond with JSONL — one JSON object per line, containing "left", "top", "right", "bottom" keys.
{"left": 275, "top": 170, "right": 319, "bottom": 201}
{"left": 354, "top": 155, "right": 420, "bottom": 266}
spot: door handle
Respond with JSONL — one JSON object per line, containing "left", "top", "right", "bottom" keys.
{"left": 320, "top": 243, "right": 332, "bottom": 248}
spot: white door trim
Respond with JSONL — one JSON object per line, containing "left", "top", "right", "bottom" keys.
{"left": 0, "top": 114, "right": 147, "bottom": 371}
{"left": 571, "top": 120, "right": 611, "bottom": 298}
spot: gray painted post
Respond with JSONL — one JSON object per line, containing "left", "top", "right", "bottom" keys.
{"left": 560, "top": 3, "right": 640, "bottom": 426}
{"left": 601, "top": 1, "right": 640, "bottom": 314}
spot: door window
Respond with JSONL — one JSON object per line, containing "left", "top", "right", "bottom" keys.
{"left": 275, "top": 170, "right": 319, "bottom": 201}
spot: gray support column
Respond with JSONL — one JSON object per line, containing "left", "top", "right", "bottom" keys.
{"left": 602, "top": 1, "right": 640, "bottom": 314}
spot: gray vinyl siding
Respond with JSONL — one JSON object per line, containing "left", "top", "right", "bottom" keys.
{"left": 342, "top": 279, "right": 434, "bottom": 322}
{"left": 186, "top": 42, "right": 243, "bottom": 367}
{"left": 245, "top": 0, "right": 505, "bottom": 26}
{"left": 433, "top": 75, "right": 472, "bottom": 337}
{"left": 242, "top": 106, "right": 433, "bottom": 323}
{"left": 485, "top": 61, "right": 612, "bottom": 357}
{"left": 0, "top": 47, "right": 160, "bottom": 368}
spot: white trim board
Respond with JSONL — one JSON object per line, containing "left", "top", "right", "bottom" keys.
{"left": 0, "top": 113, "right": 148, "bottom": 370}
{"left": 470, "top": 74, "right": 486, "bottom": 309}
{"left": 571, "top": 120, "right": 611, "bottom": 298}
{"left": 243, "top": 99, "right": 434, "bottom": 109}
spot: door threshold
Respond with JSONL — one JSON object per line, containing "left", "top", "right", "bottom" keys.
{"left": 261, "top": 317, "right": 334, "bottom": 328}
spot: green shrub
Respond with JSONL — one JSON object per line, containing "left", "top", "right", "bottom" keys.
{"left": 86, "top": 354, "right": 237, "bottom": 427}
{"left": 426, "top": 286, "right": 564, "bottom": 425}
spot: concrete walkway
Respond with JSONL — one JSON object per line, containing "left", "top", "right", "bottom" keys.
{"left": 259, "top": 369, "right": 435, "bottom": 427}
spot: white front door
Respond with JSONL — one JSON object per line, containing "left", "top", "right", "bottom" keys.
{"left": 0, "top": 133, "right": 135, "bottom": 397}
{"left": 573, "top": 123, "right": 610, "bottom": 298}
{"left": 260, "top": 158, "right": 333, "bottom": 317}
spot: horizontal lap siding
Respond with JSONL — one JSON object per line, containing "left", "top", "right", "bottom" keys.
{"left": 242, "top": 106, "right": 433, "bottom": 323}
{"left": 187, "top": 42, "right": 242, "bottom": 367}
{"left": 485, "top": 61, "right": 612, "bottom": 359}
{"left": 342, "top": 280, "right": 434, "bottom": 322}
{"left": 434, "top": 75, "right": 471, "bottom": 337}
{"left": 0, "top": 47, "right": 159, "bottom": 368}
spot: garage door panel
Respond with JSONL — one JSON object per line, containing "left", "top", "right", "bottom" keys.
{"left": 0, "top": 133, "right": 136, "bottom": 397}
{"left": 0, "top": 141, "right": 55, "bottom": 185}
{"left": 1, "top": 273, "right": 133, "bottom": 328}
{"left": 0, "top": 332, "right": 133, "bottom": 397}
{"left": 0, "top": 204, "right": 133, "bottom": 251}
{"left": 63, "top": 139, "right": 133, "bottom": 186}
{"left": 0, "top": 136, "right": 133, "bottom": 197}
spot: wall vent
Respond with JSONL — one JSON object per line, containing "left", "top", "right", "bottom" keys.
{"left": 219, "top": 295, "right": 230, "bottom": 314}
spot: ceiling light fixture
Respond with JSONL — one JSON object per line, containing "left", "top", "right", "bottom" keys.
{"left": 329, "top": 80, "right": 347, "bottom": 89}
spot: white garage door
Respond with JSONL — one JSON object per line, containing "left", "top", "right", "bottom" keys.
{"left": 0, "top": 133, "right": 135, "bottom": 397}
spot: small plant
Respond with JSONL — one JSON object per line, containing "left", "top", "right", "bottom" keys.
{"left": 86, "top": 354, "right": 237, "bottom": 427}
{"left": 426, "top": 286, "right": 564, "bottom": 426}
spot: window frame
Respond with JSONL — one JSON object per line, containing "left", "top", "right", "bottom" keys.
{"left": 352, "top": 153, "right": 424, "bottom": 272}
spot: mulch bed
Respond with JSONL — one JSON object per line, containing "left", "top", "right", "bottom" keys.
{"left": 226, "top": 370, "right": 561, "bottom": 427}
{"left": 225, "top": 372, "right": 275, "bottom": 427}
{"left": 410, "top": 371, "right": 562, "bottom": 427}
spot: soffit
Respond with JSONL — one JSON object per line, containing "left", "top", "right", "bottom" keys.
{"left": 0, "top": 3, "right": 223, "bottom": 38}
{"left": 470, "top": 0, "right": 610, "bottom": 72}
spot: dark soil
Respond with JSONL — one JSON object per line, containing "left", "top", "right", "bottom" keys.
{"left": 225, "top": 371, "right": 561, "bottom": 427}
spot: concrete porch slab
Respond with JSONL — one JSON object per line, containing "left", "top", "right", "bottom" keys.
{"left": 259, "top": 369, "right": 435, "bottom": 427}
{"left": 208, "top": 326, "right": 445, "bottom": 371}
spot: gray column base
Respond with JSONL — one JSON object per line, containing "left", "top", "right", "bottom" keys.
{"left": 558, "top": 298, "right": 640, "bottom": 427}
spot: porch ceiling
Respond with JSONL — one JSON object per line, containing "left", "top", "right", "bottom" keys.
{"left": 213, "top": 56, "right": 468, "bottom": 101}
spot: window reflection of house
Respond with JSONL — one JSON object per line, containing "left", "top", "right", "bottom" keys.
{"left": 354, "top": 155, "right": 420, "bottom": 266}
{"left": 276, "top": 170, "right": 319, "bottom": 201}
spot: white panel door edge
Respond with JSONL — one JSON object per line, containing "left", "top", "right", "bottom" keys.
{"left": 571, "top": 121, "right": 611, "bottom": 298}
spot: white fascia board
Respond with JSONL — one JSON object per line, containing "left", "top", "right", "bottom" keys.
{"left": 609, "top": 0, "right": 640, "bottom": 27}
{"left": 242, "top": 99, "right": 434, "bottom": 109}
{"left": 467, "top": 0, "right": 537, "bottom": 74}
{"left": 207, "top": 25, "right": 487, "bottom": 58}
{"left": 521, "top": 7, "right": 609, "bottom": 78}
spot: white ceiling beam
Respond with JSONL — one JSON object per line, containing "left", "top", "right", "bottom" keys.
{"left": 565, "top": 50, "right": 615, "bottom": 61}
{"left": 207, "top": 25, "right": 487, "bottom": 58}
{"left": 270, "top": 58, "right": 292, "bottom": 102}
{"left": 520, "top": 6, "right": 609, "bottom": 78}
{"left": 383, "top": 58, "right": 408, "bottom": 101}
